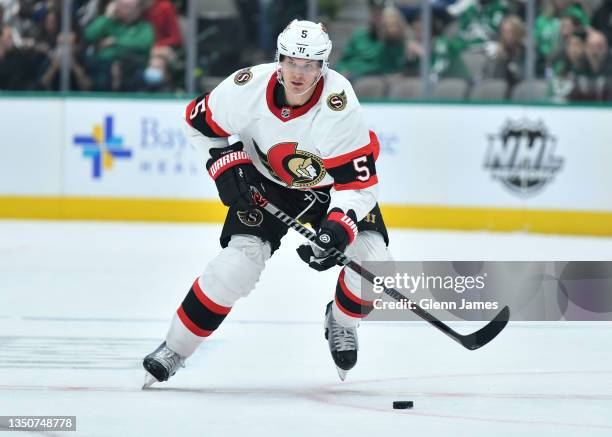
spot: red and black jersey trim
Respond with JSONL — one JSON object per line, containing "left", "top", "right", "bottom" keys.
{"left": 177, "top": 278, "right": 232, "bottom": 337}
{"left": 334, "top": 269, "right": 374, "bottom": 318}
{"left": 323, "top": 131, "right": 380, "bottom": 191}
{"left": 266, "top": 73, "right": 324, "bottom": 122}
{"left": 204, "top": 94, "right": 231, "bottom": 137}
{"left": 184, "top": 94, "right": 230, "bottom": 138}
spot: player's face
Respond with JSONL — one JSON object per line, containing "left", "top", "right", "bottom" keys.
{"left": 280, "top": 57, "right": 322, "bottom": 96}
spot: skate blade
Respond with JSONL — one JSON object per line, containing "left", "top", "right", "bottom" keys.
{"left": 336, "top": 367, "right": 348, "bottom": 381}
{"left": 142, "top": 371, "right": 159, "bottom": 389}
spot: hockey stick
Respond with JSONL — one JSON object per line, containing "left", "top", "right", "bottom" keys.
{"left": 252, "top": 192, "right": 510, "bottom": 350}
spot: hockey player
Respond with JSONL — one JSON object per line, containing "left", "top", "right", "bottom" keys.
{"left": 143, "top": 19, "right": 392, "bottom": 386}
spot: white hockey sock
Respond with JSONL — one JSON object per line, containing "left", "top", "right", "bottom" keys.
{"left": 165, "top": 312, "right": 205, "bottom": 358}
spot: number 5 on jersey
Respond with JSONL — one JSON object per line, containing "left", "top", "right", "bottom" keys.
{"left": 324, "top": 149, "right": 378, "bottom": 191}
{"left": 352, "top": 156, "right": 370, "bottom": 182}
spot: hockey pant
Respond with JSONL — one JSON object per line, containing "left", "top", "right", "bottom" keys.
{"left": 165, "top": 231, "right": 392, "bottom": 358}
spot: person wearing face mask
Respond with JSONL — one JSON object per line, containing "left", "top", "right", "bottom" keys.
{"left": 142, "top": 19, "right": 392, "bottom": 387}
{"left": 138, "top": 51, "right": 173, "bottom": 92}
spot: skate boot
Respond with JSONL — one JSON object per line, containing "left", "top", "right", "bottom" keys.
{"left": 142, "top": 341, "right": 185, "bottom": 389}
{"left": 324, "top": 301, "right": 358, "bottom": 381}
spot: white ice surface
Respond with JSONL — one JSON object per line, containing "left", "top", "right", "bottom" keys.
{"left": 0, "top": 220, "right": 611, "bottom": 436}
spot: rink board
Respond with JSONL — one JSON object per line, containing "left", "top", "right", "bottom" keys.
{"left": 1, "top": 96, "right": 611, "bottom": 235}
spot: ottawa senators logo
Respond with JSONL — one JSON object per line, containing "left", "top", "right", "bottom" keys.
{"left": 326, "top": 91, "right": 347, "bottom": 111}
{"left": 253, "top": 140, "right": 326, "bottom": 188}
{"left": 233, "top": 68, "right": 253, "bottom": 85}
{"left": 237, "top": 209, "right": 263, "bottom": 227}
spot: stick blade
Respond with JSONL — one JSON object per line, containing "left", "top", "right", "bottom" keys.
{"left": 459, "top": 306, "right": 510, "bottom": 350}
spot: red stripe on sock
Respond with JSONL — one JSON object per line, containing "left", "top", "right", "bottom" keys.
{"left": 334, "top": 295, "right": 367, "bottom": 319}
{"left": 177, "top": 306, "right": 213, "bottom": 337}
{"left": 192, "top": 279, "right": 232, "bottom": 315}
{"left": 338, "top": 269, "right": 373, "bottom": 307}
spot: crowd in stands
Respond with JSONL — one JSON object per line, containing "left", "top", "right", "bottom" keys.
{"left": 0, "top": 0, "right": 182, "bottom": 91}
{"left": 1, "top": 0, "right": 612, "bottom": 102}
{"left": 335, "top": 0, "right": 612, "bottom": 102}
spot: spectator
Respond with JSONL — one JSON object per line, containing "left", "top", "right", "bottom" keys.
{"left": 134, "top": 47, "right": 173, "bottom": 92}
{"left": 32, "top": 6, "right": 60, "bottom": 53}
{"left": 405, "top": 14, "right": 470, "bottom": 80}
{"left": 0, "top": 24, "right": 47, "bottom": 89}
{"left": 535, "top": 0, "right": 590, "bottom": 72}
{"left": 549, "top": 33, "right": 586, "bottom": 102}
{"left": 451, "top": 0, "right": 511, "bottom": 48}
{"left": 592, "top": 1, "right": 612, "bottom": 46}
{"left": 336, "top": 5, "right": 407, "bottom": 81}
{"left": 84, "top": 0, "right": 154, "bottom": 90}
{"left": 482, "top": 15, "right": 525, "bottom": 97}
{"left": 546, "top": 13, "right": 586, "bottom": 70}
{"left": 38, "top": 30, "right": 91, "bottom": 91}
{"left": 569, "top": 30, "right": 612, "bottom": 101}
{"left": 142, "top": 0, "right": 181, "bottom": 51}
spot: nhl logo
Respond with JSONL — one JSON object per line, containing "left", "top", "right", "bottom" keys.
{"left": 484, "top": 119, "right": 564, "bottom": 197}
{"left": 281, "top": 107, "right": 291, "bottom": 118}
{"left": 237, "top": 209, "right": 264, "bottom": 227}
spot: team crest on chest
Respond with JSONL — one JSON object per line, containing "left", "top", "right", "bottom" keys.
{"left": 253, "top": 140, "right": 326, "bottom": 188}
{"left": 326, "top": 91, "right": 347, "bottom": 111}
{"left": 234, "top": 68, "right": 253, "bottom": 85}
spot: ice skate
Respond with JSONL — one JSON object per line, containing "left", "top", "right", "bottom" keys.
{"left": 142, "top": 341, "right": 185, "bottom": 389}
{"left": 324, "top": 301, "right": 358, "bottom": 381}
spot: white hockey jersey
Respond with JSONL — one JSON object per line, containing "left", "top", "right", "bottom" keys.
{"left": 185, "top": 63, "right": 380, "bottom": 220}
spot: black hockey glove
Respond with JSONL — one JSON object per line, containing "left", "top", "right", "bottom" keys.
{"left": 297, "top": 208, "right": 358, "bottom": 272}
{"left": 206, "top": 142, "right": 259, "bottom": 210}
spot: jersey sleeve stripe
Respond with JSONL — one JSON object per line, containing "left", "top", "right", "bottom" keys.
{"left": 322, "top": 130, "right": 380, "bottom": 168}
{"left": 185, "top": 98, "right": 198, "bottom": 124}
{"left": 333, "top": 175, "right": 378, "bottom": 191}
{"left": 204, "top": 94, "right": 231, "bottom": 137}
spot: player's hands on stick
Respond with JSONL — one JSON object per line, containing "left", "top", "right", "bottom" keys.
{"left": 297, "top": 208, "right": 358, "bottom": 271}
{"left": 206, "top": 142, "right": 259, "bottom": 210}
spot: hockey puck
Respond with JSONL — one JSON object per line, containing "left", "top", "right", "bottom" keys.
{"left": 393, "top": 401, "right": 414, "bottom": 409}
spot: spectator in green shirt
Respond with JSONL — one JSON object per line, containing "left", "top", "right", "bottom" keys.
{"left": 405, "top": 14, "right": 470, "bottom": 80}
{"left": 84, "top": 0, "right": 154, "bottom": 90}
{"left": 450, "top": 0, "right": 511, "bottom": 48}
{"left": 336, "top": 6, "right": 407, "bottom": 81}
{"left": 535, "top": 0, "right": 590, "bottom": 73}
